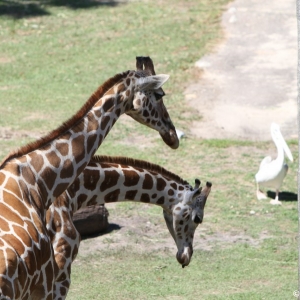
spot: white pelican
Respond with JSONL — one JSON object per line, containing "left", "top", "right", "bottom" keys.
{"left": 255, "top": 123, "right": 293, "bottom": 205}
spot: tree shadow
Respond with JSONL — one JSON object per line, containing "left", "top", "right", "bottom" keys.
{"left": 267, "top": 190, "right": 298, "bottom": 202}
{"left": 80, "top": 222, "right": 122, "bottom": 240}
{"left": 50, "top": 0, "right": 121, "bottom": 9}
{"left": 0, "top": 0, "right": 121, "bottom": 19}
{"left": 0, "top": 1, "right": 49, "bottom": 18}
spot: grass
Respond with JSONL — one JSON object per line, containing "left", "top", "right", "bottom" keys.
{"left": 0, "top": 0, "right": 227, "bottom": 133}
{"left": 0, "top": 0, "right": 298, "bottom": 299}
{"left": 68, "top": 245, "right": 296, "bottom": 299}
{"left": 67, "top": 139, "right": 298, "bottom": 299}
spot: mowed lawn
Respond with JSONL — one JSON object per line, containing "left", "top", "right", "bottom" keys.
{"left": 0, "top": 1, "right": 298, "bottom": 299}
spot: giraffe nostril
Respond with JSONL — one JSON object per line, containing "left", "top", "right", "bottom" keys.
{"left": 193, "top": 215, "right": 202, "bottom": 224}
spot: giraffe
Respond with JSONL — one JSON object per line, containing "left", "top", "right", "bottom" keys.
{"left": 46, "top": 155, "right": 212, "bottom": 299}
{"left": 0, "top": 57, "right": 179, "bottom": 299}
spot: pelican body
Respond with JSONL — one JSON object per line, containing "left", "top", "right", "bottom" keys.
{"left": 255, "top": 123, "right": 293, "bottom": 205}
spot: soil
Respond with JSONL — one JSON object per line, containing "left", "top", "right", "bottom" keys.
{"left": 78, "top": 204, "right": 271, "bottom": 258}
{"left": 185, "top": 0, "right": 297, "bottom": 141}
{"left": 78, "top": 0, "right": 297, "bottom": 255}
{"left": 0, "top": 126, "right": 42, "bottom": 141}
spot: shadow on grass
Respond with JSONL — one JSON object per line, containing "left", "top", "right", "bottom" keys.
{"left": 0, "top": 0, "right": 49, "bottom": 18}
{"left": 80, "top": 222, "right": 122, "bottom": 240}
{"left": 267, "top": 190, "right": 298, "bottom": 202}
{"left": 0, "top": 0, "right": 121, "bottom": 19}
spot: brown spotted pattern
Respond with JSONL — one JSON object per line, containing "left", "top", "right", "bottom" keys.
{"left": 0, "top": 57, "right": 179, "bottom": 299}
{"left": 46, "top": 155, "right": 211, "bottom": 299}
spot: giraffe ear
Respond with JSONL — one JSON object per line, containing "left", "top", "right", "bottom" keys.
{"left": 136, "top": 74, "right": 170, "bottom": 91}
{"left": 183, "top": 187, "right": 202, "bottom": 205}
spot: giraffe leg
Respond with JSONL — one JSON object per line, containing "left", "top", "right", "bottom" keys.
{"left": 256, "top": 183, "right": 267, "bottom": 200}
{"left": 270, "top": 190, "right": 282, "bottom": 205}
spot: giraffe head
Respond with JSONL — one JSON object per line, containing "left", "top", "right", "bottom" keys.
{"left": 125, "top": 57, "right": 179, "bottom": 149}
{"left": 163, "top": 180, "right": 212, "bottom": 268}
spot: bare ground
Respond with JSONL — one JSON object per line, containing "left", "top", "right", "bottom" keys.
{"left": 77, "top": 203, "right": 271, "bottom": 259}
{"left": 185, "top": 0, "right": 297, "bottom": 141}
{"left": 0, "top": 127, "right": 43, "bottom": 141}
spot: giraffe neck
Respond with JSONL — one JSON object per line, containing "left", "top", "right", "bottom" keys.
{"left": 62, "top": 155, "right": 191, "bottom": 213}
{"left": 1, "top": 72, "right": 132, "bottom": 211}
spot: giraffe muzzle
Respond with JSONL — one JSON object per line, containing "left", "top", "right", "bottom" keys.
{"left": 160, "top": 129, "right": 179, "bottom": 149}
{"left": 176, "top": 246, "right": 193, "bottom": 267}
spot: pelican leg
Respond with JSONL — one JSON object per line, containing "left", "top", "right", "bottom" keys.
{"left": 256, "top": 183, "right": 267, "bottom": 200}
{"left": 270, "top": 190, "right": 282, "bottom": 205}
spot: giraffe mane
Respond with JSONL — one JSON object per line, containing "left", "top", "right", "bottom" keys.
{"left": 91, "top": 155, "right": 190, "bottom": 186}
{"left": 0, "top": 71, "right": 131, "bottom": 168}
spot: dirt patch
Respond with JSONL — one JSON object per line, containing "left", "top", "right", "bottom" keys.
{"left": 185, "top": 0, "right": 297, "bottom": 141}
{"left": 77, "top": 204, "right": 270, "bottom": 258}
{"left": 119, "top": 132, "right": 157, "bottom": 150}
{"left": 78, "top": 211, "right": 176, "bottom": 257}
{"left": 0, "top": 56, "right": 13, "bottom": 64}
{"left": 0, "top": 127, "right": 44, "bottom": 141}
{"left": 195, "top": 229, "right": 271, "bottom": 251}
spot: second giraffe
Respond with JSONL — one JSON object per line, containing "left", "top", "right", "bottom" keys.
{"left": 46, "top": 155, "right": 212, "bottom": 299}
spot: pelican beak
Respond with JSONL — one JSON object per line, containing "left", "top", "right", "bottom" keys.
{"left": 281, "top": 137, "right": 294, "bottom": 162}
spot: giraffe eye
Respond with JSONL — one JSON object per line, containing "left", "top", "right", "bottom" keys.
{"left": 154, "top": 90, "right": 165, "bottom": 101}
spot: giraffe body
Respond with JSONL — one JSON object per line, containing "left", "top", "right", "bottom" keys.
{"left": 0, "top": 58, "right": 179, "bottom": 299}
{"left": 46, "top": 155, "right": 212, "bottom": 299}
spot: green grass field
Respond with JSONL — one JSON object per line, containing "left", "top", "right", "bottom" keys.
{"left": 0, "top": 1, "right": 298, "bottom": 299}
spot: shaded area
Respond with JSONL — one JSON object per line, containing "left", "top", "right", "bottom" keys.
{"left": 267, "top": 190, "right": 298, "bottom": 202}
{"left": 80, "top": 223, "right": 122, "bottom": 240}
{"left": 0, "top": 0, "right": 49, "bottom": 18}
{"left": 0, "top": 0, "right": 122, "bottom": 19}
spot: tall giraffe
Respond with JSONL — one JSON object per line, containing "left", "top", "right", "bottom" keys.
{"left": 46, "top": 155, "right": 212, "bottom": 299}
{"left": 0, "top": 57, "right": 179, "bottom": 299}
